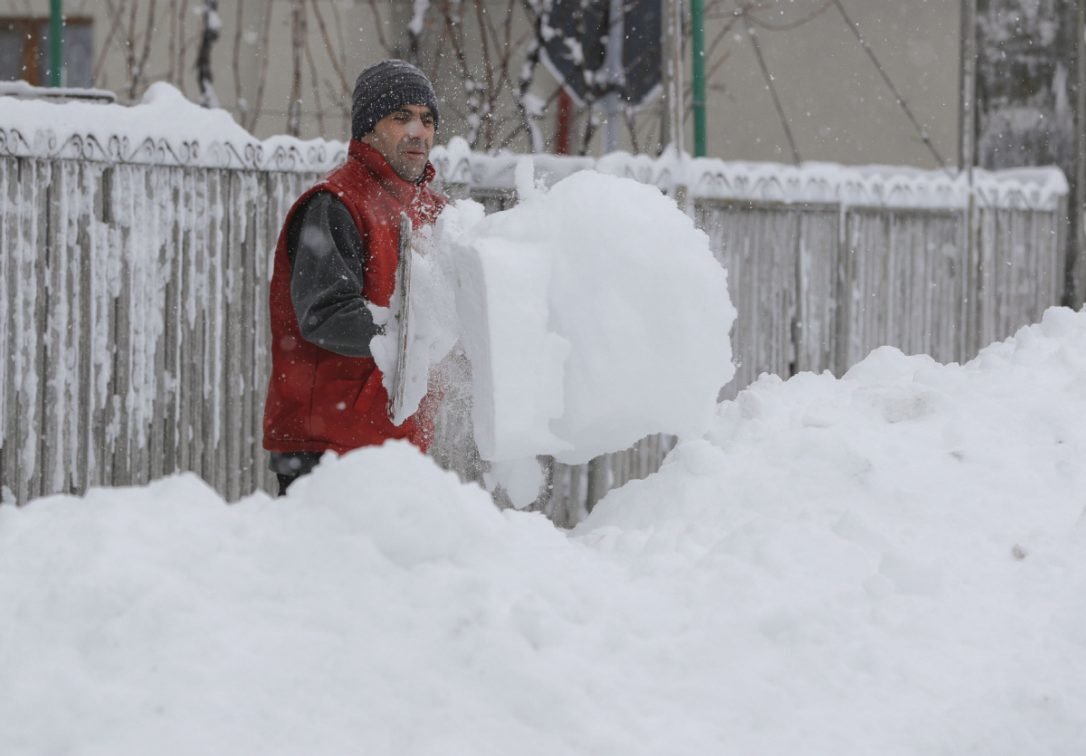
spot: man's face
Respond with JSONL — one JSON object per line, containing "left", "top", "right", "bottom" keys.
{"left": 363, "top": 104, "right": 436, "bottom": 182}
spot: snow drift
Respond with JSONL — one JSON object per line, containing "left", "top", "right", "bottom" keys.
{"left": 3, "top": 308, "right": 1086, "bottom": 755}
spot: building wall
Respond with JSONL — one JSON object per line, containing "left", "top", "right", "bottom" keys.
{"left": 696, "top": 0, "right": 960, "bottom": 169}
{"left": 2, "top": 0, "right": 961, "bottom": 169}
{"left": 535, "top": 1, "right": 961, "bottom": 170}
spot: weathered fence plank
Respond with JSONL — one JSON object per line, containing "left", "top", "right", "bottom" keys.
{"left": 0, "top": 140, "right": 1069, "bottom": 523}
{"left": 700, "top": 204, "right": 803, "bottom": 397}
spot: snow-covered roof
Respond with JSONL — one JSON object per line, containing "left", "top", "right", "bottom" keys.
{"left": 0, "top": 83, "right": 1068, "bottom": 211}
{"left": 0, "top": 80, "right": 117, "bottom": 103}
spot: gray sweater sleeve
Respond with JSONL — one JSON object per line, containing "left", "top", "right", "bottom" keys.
{"left": 287, "top": 191, "right": 380, "bottom": 358}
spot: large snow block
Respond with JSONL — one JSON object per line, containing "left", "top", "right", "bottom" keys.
{"left": 447, "top": 170, "right": 737, "bottom": 465}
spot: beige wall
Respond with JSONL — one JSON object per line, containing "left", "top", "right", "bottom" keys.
{"left": 2, "top": 0, "right": 961, "bottom": 169}
{"left": 559, "top": 0, "right": 960, "bottom": 170}
{"left": 699, "top": 0, "right": 960, "bottom": 169}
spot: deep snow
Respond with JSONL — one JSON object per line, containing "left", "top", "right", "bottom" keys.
{"left": 2, "top": 81, "right": 1083, "bottom": 755}
{"left": 3, "top": 308, "right": 1085, "bottom": 755}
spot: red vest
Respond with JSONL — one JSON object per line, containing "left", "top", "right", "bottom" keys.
{"left": 263, "top": 140, "right": 446, "bottom": 455}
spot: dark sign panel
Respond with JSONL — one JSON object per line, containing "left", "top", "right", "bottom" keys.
{"left": 539, "top": 0, "right": 662, "bottom": 108}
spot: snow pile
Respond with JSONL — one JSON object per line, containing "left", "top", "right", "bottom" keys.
{"left": 8, "top": 81, "right": 253, "bottom": 149}
{"left": 0, "top": 82, "right": 342, "bottom": 171}
{"left": 373, "top": 166, "right": 735, "bottom": 504}
{"left": 3, "top": 308, "right": 1086, "bottom": 754}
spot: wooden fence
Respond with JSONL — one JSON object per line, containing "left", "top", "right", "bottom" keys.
{"left": 0, "top": 124, "right": 1068, "bottom": 524}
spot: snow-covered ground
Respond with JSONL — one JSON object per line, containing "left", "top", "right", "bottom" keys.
{"left": 2, "top": 83, "right": 1083, "bottom": 754}
{"left": 3, "top": 307, "right": 1086, "bottom": 755}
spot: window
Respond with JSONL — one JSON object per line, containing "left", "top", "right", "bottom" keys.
{"left": 0, "top": 17, "right": 93, "bottom": 88}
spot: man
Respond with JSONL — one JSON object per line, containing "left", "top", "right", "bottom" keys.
{"left": 263, "top": 60, "right": 446, "bottom": 495}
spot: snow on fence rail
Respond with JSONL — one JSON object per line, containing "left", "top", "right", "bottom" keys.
{"left": 0, "top": 89, "right": 1069, "bottom": 522}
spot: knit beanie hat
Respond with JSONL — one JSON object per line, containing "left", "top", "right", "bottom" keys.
{"left": 351, "top": 59, "right": 439, "bottom": 140}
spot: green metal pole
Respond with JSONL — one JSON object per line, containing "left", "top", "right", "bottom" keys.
{"left": 691, "top": 0, "right": 707, "bottom": 156}
{"left": 49, "top": 0, "right": 63, "bottom": 87}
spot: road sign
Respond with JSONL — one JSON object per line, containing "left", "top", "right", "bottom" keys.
{"left": 539, "top": 0, "right": 662, "bottom": 108}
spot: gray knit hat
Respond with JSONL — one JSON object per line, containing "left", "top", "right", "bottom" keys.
{"left": 351, "top": 59, "right": 439, "bottom": 140}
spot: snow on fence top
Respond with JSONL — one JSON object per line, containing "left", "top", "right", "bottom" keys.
{"left": 1, "top": 83, "right": 1068, "bottom": 211}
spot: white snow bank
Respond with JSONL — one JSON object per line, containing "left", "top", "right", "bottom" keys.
{"left": 1, "top": 86, "right": 1067, "bottom": 209}
{"left": 3, "top": 308, "right": 1086, "bottom": 755}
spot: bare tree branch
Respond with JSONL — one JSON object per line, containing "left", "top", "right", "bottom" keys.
{"left": 232, "top": 0, "right": 245, "bottom": 119}
{"left": 177, "top": 0, "right": 192, "bottom": 89}
{"left": 124, "top": 0, "right": 139, "bottom": 98}
{"left": 406, "top": 0, "right": 427, "bottom": 60}
{"left": 287, "top": 0, "right": 305, "bottom": 136}
{"left": 365, "top": 0, "right": 396, "bottom": 56}
{"left": 166, "top": 0, "right": 178, "bottom": 82}
{"left": 513, "top": 1, "right": 546, "bottom": 152}
{"left": 322, "top": 76, "right": 351, "bottom": 126}
{"left": 742, "top": 15, "right": 801, "bottom": 162}
{"left": 436, "top": 1, "right": 485, "bottom": 148}
{"left": 132, "top": 0, "right": 159, "bottom": 98}
{"left": 92, "top": 0, "right": 128, "bottom": 85}
{"left": 303, "top": 28, "right": 326, "bottom": 134}
{"left": 624, "top": 107, "right": 641, "bottom": 154}
{"left": 580, "top": 104, "right": 598, "bottom": 156}
{"left": 500, "top": 84, "right": 566, "bottom": 150}
{"left": 196, "top": 1, "right": 221, "bottom": 108}
{"left": 472, "top": 0, "right": 498, "bottom": 147}
{"left": 830, "top": 0, "right": 950, "bottom": 172}
{"left": 308, "top": 0, "right": 351, "bottom": 94}
{"left": 243, "top": 1, "right": 273, "bottom": 133}
{"left": 331, "top": 1, "right": 348, "bottom": 64}
{"left": 746, "top": 0, "right": 832, "bottom": 31}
